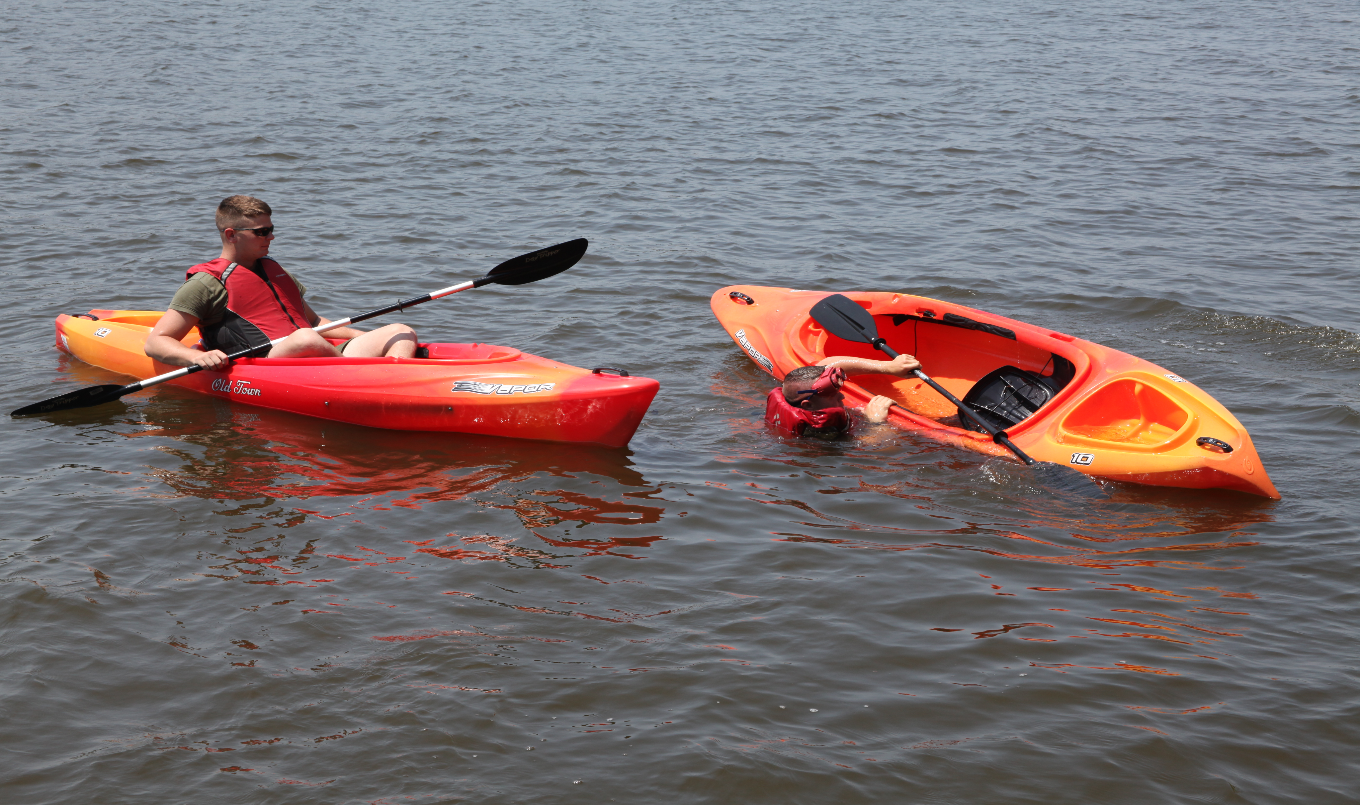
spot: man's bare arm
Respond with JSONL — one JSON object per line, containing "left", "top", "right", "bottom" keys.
{"left": 144, "top": 309, "right": 231, "bottom": 369}
{"left": 816, "top": 353, "right": 921, "bottom": 376}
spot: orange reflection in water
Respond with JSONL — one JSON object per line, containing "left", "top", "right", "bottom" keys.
{"left": 764, "top": 478, "right": 1270, "bottom": 675}
{"left": 82, "top": 380, "right": 652, "bottom": 505}
{"left": 407, "top": 534, "right": 567, "bottom": 569}
{"left": 47, "top": 381, "right": 672, "bottom": 603}
{"left": 533, "top": 532, "right": 667, "bottom": 559}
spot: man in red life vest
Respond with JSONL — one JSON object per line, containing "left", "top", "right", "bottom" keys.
{"left": 765, "top": 354, "right": 921, "bottom": 439}
{"left": 144, "top": 195, "right": 418, "bottom": 369}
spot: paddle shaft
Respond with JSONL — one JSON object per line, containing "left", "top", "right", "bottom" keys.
{"left": 861, "top": 337, "right": 1039, "bottom": 466}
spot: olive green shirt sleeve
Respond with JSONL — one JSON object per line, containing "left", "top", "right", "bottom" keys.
{"left": 167, "top": 266, "right": 308, "bottom": 325}
{"left": 168, "top": 272, "right": 229, "bottom": 325}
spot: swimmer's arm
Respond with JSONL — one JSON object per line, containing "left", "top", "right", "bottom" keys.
{"left": 816, "top": 353, "right": 921, "bottom": 377}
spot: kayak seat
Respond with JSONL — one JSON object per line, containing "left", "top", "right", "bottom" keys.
{"left": 958, "top": 354, "right": 1075, "bottom": 433}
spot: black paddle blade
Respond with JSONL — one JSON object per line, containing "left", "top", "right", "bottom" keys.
{"left": 11, "top": 384, "right": 131, "bottom": 417}
{"left": 485, "top": 238, "right": 588, "bottom": 286}
{"left": 810, "top": 293, "right": 879, "bottom": 344}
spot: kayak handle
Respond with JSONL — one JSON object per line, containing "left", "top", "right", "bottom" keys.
{"left": 1197, "top": 437, "right": 1234, "bottom": 453}
{"left": 728, "top": 291, "right": 755, "bottom": 305}
{"left": 592, "top": 367, "right": 630, "bottom": 377}
{"left": 71, "top": 313, "right": 100, "bottom": 320}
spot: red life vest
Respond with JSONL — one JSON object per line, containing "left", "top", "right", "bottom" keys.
{"left": 765, "top": 387, "right": 851, "bottom": 439}
{"left": 186, "top": 257, "right": 309, "bottom": 353}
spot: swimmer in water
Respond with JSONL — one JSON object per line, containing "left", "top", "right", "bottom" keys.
{"left": 765, "top": 354, "right": 921, "bottom": 439}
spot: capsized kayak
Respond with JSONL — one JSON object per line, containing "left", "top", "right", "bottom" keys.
{"left": 52, "top": 310, "right": 658, "bottom": 448}
{"left": 712, "top": 286, "right": 1278, "bottom": 498}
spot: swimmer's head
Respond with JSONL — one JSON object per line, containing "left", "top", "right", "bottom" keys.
{"left": 782, "top": 365, "right": 846, "bottom": 411}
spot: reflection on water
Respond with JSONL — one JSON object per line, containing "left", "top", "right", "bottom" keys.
{"left": 41, "top": 357, "right": 651, "bottom": 505}
{"left": 34, "top": 369, "right": 674, "bottom": 602}
{"left": 9, "top": 356, "right": 1318, "bottom": 800}
{"left": 698, "top": 442, "right": 1278, "bottom": 675}
{"left": 37, "top": 359, "right": 1276, "bottom": 675}
{"left": 1, "top": 334, "right": 1306, "bottom": 795}
{"left": 131, "top": 390, "right": 650, "bottom": 505}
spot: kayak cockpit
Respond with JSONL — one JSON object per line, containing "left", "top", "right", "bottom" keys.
{"left": 790, "top": 299, "right": 1088, "bottom": 430}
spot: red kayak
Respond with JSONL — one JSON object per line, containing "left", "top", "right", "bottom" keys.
{"left": 51, "top": 309, "right": 659, "bottom": 448}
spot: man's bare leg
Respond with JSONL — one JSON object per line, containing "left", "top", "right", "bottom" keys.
{"left": 341, "top": 324, "right": 418, "bottom": 358}
{"left": 267, "top": 328, "right": 342, "bottom": 358}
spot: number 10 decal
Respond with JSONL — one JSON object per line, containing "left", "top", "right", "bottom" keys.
{"left": 1070, "top": 453, "right": 1095, "bottom": 466}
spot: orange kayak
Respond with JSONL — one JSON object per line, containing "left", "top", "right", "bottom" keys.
{"left": 52, "top": 310, "right": 659, "bottom": 448}
{"left": 712, "top": 286, "right": 1278, "bottom": 498}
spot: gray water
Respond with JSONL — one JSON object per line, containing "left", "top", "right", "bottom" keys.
{"left": 3, "top": 1, "right": 1358, "bottom": 802}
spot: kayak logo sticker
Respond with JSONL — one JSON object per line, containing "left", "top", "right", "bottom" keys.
{"left": 734, "top": 329, "right": 774, "bottom": 373}
{"left": 94, "top": 328, "right": 112, "bottom": 338}
{"left": 211, "top": 378, "right": 262, "bottom": 397}
{"left": 452, "top": 381, "right": 556, "bottom": 395}
{"left": 1070, "top": 452, "right": 1095, "bottom": 466}
{"left": 1165, "top": 374, "right": 1186, "bottom": 383}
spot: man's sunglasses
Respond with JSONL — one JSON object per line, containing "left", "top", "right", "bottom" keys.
{"left": 231, "top": 226, "right": 275, "bottom": 237}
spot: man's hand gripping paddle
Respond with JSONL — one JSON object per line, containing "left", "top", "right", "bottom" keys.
{"left": 12, "top": 238, "right": 588, "bottom": 417}
{"left": 808, "top": 293, "right": 1104, "bottom": 495}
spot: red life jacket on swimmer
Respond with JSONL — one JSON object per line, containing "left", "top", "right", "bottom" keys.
{"left": 765, "top": 387, "right": 852, "bottom": 439}
{"left": 186, "top": 257, "right": 310, "bottom": 353}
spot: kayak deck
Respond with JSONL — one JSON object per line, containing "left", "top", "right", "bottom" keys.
{"left": 53, "top": 310, "right": 659, "bottom": 448}
{"left": 712, "top": 286, "right": 1278, "bottom": 498}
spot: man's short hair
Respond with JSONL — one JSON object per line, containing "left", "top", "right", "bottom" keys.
{"left": 783, "top": 365, "right": 824, "bottom": 385}
{"left": 216, "top": 195, "right": 272, "bottom": 230}
{"left": 781, "top": 365, "right": 825, "bottom": 403}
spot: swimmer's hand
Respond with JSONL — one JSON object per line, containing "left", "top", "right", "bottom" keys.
{"left": 886, "top": 353, "right": 921, "bottom": 376}
{"left": 864, "top": 395, "right": 894, "bottom": 423}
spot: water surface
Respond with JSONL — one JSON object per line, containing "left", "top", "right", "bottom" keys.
{"left": 2, "top": 1, "right": 1358, "bottom": 802}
